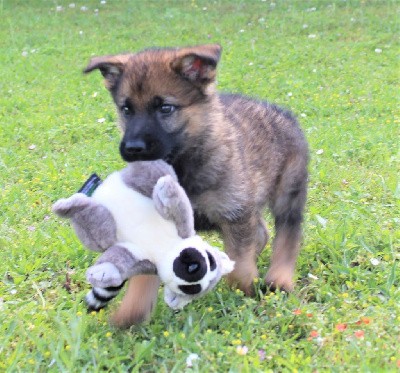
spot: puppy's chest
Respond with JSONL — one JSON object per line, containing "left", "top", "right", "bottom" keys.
{"left": 174, "top": 156, "right": 222, "bottom": 197}
{"left": 174, "top": 160, "right": 242, "bottom": 222}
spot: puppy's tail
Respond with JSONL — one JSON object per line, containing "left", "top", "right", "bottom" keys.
{"left": 110, "top": 275, "right": 160, "bottom": 328}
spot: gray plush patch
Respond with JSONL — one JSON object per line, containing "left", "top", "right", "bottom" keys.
{"left": 71, "top": 205, "right": 117, "bottom": 252}
{"left": 88, "top": 245, "right": 158, "bottom": 288}
{"left": 95, "top": 244, "right": 139, "bottom": 271}
{"left": 121, "top": 160, "right": 177, "bottom": 198}
{"left": 94, "top": 245, "right": 157, "bottom": 277}
{"left": 53, "top": 193, "right": 117, "bottom": 252}
{"left": 153, "top": 175, "right": 195, "bottom": 239}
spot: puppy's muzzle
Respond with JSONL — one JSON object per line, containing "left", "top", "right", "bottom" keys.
{"left": 123, "top": 140, "right": 147, "bottom": 156}
{"left": 120, "top": 139, "right": 157, "bottom": 161}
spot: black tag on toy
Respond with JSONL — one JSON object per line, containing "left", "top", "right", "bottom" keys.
{"left": 78, "top": 174, "right": 102, "bottom": 196}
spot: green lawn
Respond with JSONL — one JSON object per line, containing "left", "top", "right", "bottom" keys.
{"left": 0, "top": 0, "right": 399, "bottom": 371}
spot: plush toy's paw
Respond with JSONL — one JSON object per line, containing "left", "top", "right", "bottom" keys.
{"left": 85, "top": 284, "right": 123, "bottom": 312}
{"left": 86, "top": 262, "right": 123, "bottom": 288}
{"left": 154, "top": 175, "right": 181, "bottom": 215}
{"left": 164, "top": 287, "right": 192, "bottom": 310}
{"left": 85, "top": 289, "right": 109, "bottom": 311}
{"left": 52, "top": 193, "right": 93, "bottom": 218}
{"left": 153, "top": 175, "right": 195, "bottom": 238}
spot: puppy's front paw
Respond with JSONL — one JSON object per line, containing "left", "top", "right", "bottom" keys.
{"left": 265, "top": 265, "right": 294, "bottom": 292}
{"left": 86, "top": 262, "right": 123, "bottom": 288}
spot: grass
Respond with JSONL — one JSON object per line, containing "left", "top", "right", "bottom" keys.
{"left": 0, "top": 0, "right": 399, "bottom": 371}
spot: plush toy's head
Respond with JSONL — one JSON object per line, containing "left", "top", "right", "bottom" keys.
{"left": 159, "top": 236, "right": 235, "bottom": 309}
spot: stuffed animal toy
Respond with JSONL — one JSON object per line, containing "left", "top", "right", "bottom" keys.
{"left": 52, "top": 160, "right": 234, "bottom": 311}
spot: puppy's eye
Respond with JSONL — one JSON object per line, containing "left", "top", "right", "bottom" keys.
{"left": 121, "top": 105, "right": 133, "bottom": 117}
{"left": 159, "top": 104, "right": 176, "bottom": 115}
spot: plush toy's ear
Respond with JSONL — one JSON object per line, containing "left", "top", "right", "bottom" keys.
{"left": 170, "top": 44, "right": 222, "bottom": 86}
{"left": 84, "top": 54, "right": 131, "bottom": 90}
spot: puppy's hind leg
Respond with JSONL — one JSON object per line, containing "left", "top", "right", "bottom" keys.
{"left": 265, "top": 157, "right": 308, "bottom": 292}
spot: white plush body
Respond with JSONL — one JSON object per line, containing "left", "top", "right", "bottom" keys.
{"left": 90, "top": 171, "right": 233, "bottom": 309}
{"left": 92, "top": 172, "right": 181, "bottom": 264}
{"left": 53, "top": 161, "right": 235, "bottom": 310}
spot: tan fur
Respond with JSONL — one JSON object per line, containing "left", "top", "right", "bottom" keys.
{"left": 224, "top": 246, "right": 258, "bottom": 296}
{"left": 84, "top": 44, "right": 309, "bottom": 327}
{"left": 110, "top": 275, "right": 160, "bottom": 329}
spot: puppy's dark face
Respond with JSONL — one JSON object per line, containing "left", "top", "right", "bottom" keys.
{"left": 117, "top": 96, "right": 183, "bottom": 163}
{"left": 84, "top": 45, "right": 222, "bottom": 163}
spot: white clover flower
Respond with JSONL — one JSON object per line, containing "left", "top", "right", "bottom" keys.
{"left": 370, "top": 258, "right": 380, "bottom": 266}
{"left": 186, "top": 353, "right": 199, "bottom": 367}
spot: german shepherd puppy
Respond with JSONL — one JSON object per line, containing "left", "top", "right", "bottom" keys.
{"left": 84, "top": 44, "right": 308, "bottom": 328}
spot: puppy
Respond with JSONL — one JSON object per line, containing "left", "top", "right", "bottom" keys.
{"left": 84, "top": 44, "right": 308, "bottom": 327}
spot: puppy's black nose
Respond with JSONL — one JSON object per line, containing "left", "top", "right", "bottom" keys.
{"left": 123, "top": 140, "right": 147, "bottom": 155}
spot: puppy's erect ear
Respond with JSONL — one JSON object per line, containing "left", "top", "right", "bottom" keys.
{"left": 83, "top": 54, "right": 131, "bottom": 90}
{"left": 171, "top": 44, "right": 222, "bottom": 85}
